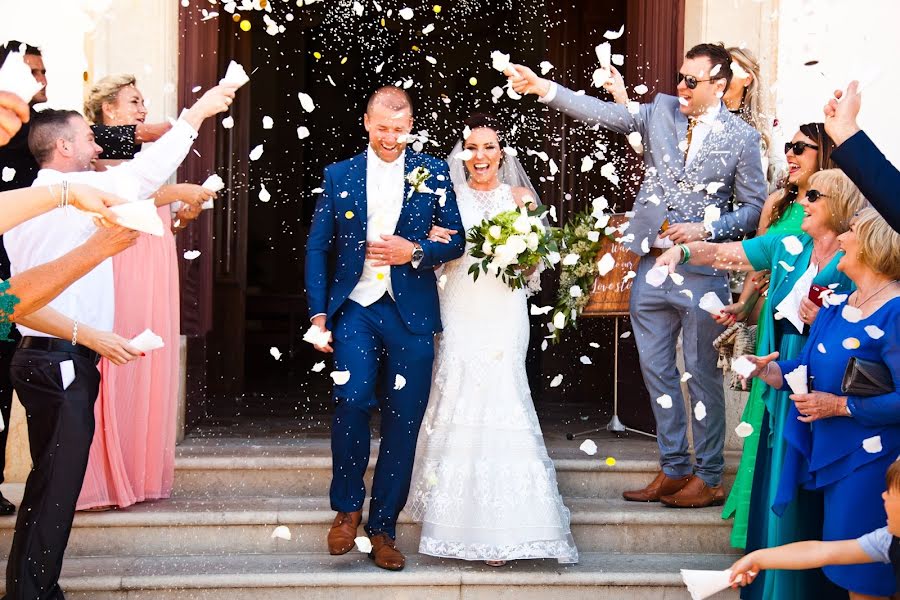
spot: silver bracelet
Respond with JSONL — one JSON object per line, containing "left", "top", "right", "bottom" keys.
{"left": 72, "top": 319, "right": 78, "bottom": 346}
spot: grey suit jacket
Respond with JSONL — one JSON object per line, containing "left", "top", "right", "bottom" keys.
{"left": 546, "top": 85, "right": 767, "bottom": 276}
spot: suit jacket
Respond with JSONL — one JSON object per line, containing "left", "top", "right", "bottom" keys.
{"left": 305, "top": 150, "right": 465, "bottom": 335}
{"left": 546, "top": 87, "right": 767, "bottom": 275}
{"left": 831, "top": 130, "right": 900, "bottom": 233}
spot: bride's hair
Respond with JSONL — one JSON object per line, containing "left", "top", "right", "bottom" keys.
{"left": 462, "top": 112, "right": 507, "bottom": 148}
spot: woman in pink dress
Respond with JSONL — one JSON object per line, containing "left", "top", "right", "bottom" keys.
{"left": 77, "top": 75, "right": 214, "bottom": 510}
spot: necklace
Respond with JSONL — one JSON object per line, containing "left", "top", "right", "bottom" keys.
{"left": 852, "top": 279, "right": 899, "bottom": 310}
{"left": 811, "top": 243, "right": 840, "bottom": 269}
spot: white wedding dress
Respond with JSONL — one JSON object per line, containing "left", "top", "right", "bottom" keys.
{"left": 408, "top": 183, "right": 578, "bottom": 564}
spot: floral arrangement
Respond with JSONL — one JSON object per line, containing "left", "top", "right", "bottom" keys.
{"left": 466, "top": 205, "right": 558, "bottom": 290}
{"left": 549, "top": 198, "right": 617, "bottom": 341}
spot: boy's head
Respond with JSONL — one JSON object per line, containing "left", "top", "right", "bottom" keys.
{"left": 882, "top": 460, "right": 900, "bottom": 536}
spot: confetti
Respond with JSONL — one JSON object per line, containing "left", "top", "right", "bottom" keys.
{"left": 249, "top": 145, "right": 264, "bottom": 161}
{"left": 670, "top": 272, "right": 685, "bottom": 286}
{"left": 656, "top": 394, "right": 673, "bottom": 409}
{"left": 603, "top": 25, "right": 624, "bottom": 40}
{"left": 645, "top": 265, "right": 668, "bottom": 287}
{"left": 540, "top": 61, "right": 554, "bottom": 75}
{"left": 0, "top": 51, "right": 43, "bottom": 102}
{"left": 626, "top": 131, "right": 643, "bottom": 153}
{"left": 777, "top": 260, "right": 795, "bottom": 272}
{"left": 355, "top": 536, "right": 372, "bottom": 553}
{"left": 311, "top": 361, "right": 325, "bottom": 372}
{"left": 580, "top": 356, "right": 592, "bottom": 365}
{"left": 595, "top": 42, "right": 611, "bottom": 69}
{"left": 1, "top": 167, "right": 15, "bottom": 182}
{"left": 490, "top": 50, "right": 511, "bottom": 73}
{"left": 580, "top": 156, "right": 595, "bottom": 172}
{"left": 731, "top": 356, "right": 755, "bottom": 379}
{"left": 706, "top": 181, "right": 724, "bottom": 195}
{"left": 302, "top": 324, "right": 330, "bottom": 347}
{"left": 735, "top": 422, "right": 754, "bottom": 438}
{"left": 863, "top": 436, "right": 883, "bottom": 454}
{"left": 258, "top": 184, "right": 271, "bottom": 202}
{"left": 183, "top": 250, "right": 201, "bottom": 260}
{"left": 352, "top": 1, "right": 363, "bottom": 16}
{"left": 694, "top": 401, "right": 707, "bottom": 421}
{"left": 530, "top": 304, "right": 553, "bottom": 316}
{"left": 330, "top": 370, "right": 351, "bottom": 385}
{"left": 562, "top": 253, "right": 580, "bottom": 266}
{"left": 600, "top": 162, "right": 619, "bottom": 186}
{"left": 398, "top": 7, "right": 414, "bottom": 19}
{"left": 296, "top": 126, "right": 310, "bottom": 140}
{"left": 681, "top": 372, "right": 692, "bottom": 382}
{"left": 422, "top": 23, "right": 435, "bottom": 34}
{"left": 222, "top": 116, "right": 235, "bottom": 129}
{"left": 271, "top": 526, "right": 291, "bottom": 540}
{"left": 579, "top": 439, "right": 598, "bottom": 455}
{"left": 865, "top": 325, "right": 885, "bottom": 340}
{"left": 270, "top": 347, "right": 282, "bottom": 361}
{"left": 394, "top": 374, "right": 407, "bottom": 390}
{"left": 550, "top": 374, "right": 563, "bottom": 388}
{"left": 605, "top": 457, "right": 616, "bottom": 466}
{"left": 842, "top": 337, "right": 861, "bottom": 350}
{"left": 262, "top": 116, "right": 273, "bottom": 129}
{"left": 817, "top": 343, "right": 827, "bottom": 354}
{"left": 781, "top": 235, "right": 803, "bottom": 255}
{"left": 841, "top": 305, "right": 863, "bottom": 323}
{"left": 634, "top": 84, "right": 649, "bottom": 95}
{"left": 569, "top": 285, "right": 582, "bottom": 298}
{"left": 297, "top": 92, "right": 316, "bottom": 112}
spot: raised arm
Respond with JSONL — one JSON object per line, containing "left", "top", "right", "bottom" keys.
{"left": 655, "top": 239, "right": 754, "bottom": 273}
{"left": 0, "top": 183, "right": 123, "bottom": 234}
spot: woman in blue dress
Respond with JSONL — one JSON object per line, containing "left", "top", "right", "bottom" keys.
{"left": 740, "top": 207, "right": 900, "bottom": 599}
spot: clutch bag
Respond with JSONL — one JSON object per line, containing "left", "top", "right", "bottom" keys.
{"left": 841, "top": 357, "right": 893, "bottom": 397}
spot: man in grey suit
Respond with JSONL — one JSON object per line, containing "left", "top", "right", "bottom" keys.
{"left": 510, "top": 43, "right": 766, "bottom": 508}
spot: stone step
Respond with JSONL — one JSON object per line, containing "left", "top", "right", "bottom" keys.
{"left": 173, "top": 439, "right": 739, "bottom": 500}
{"left": 11, "top": 552, "right": 740, "bottom": 600}
{"left": 0, "top": 490, "right": 739, "bottom": 559}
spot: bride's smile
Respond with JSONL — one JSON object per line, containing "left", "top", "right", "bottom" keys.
{"left": 464, "top": 127, "right": 503, "bottom": 190}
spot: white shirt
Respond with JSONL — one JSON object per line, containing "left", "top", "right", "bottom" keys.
{"left": 347, "top": 146, "right": 406, "bottom": 307}
{"left": 685, "top": 102, "right": 720, "bottom": 166}
{"left": 5, "top": 119, "right": 199, "bottom": 338}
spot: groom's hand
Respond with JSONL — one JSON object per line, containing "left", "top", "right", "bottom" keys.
{"left": 368, "top": 235, "right": 415, "bottom": 266}
{"left": 662, "top": 222, "right": 709, "bottom": 243}
{"left": 507, "top": 64, "right": 551, "bottom": 98}
{"left": 310, "top": 315, "right": 333, "bottom": 353}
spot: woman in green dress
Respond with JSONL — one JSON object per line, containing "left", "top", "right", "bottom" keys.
{"left": 719, "top": 123, "right": 837, "bottom": 549}
{"left": 656, "top": 168, "right": 867, "bottom": 600}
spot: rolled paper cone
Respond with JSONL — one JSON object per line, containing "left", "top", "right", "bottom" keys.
{"left": 784, "top": 364, "right": 808, "bottom": 395}
{"left": 220, "top": 60, "right": 250, "bottom": 88}
{"left": 129, "top": 328, "right": 165, "bottom": 352}
{"left": 698, "top": 291, "right": 726, "bottom": 315}
{"left": 109, "top": 200, "right": 165, "bottom": 236}
{"left": 731, "top": 356, "right": 756, "bottom": 380}
{"left": 201, "top": 174, "right": 225, "bottom": 192}
{"left": 681, "top": 569, "right": 733, "bottom": 600}
{"left": 0, "top": 51, "right": 44, "bottom": 102}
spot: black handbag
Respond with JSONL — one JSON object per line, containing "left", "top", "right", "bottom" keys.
{"left": 841, "top": 357, "right": 894, "bottom": 397}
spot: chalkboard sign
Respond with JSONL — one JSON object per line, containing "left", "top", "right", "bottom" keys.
{"left": 583, "top": 214, "right": 639, "bottom": 317}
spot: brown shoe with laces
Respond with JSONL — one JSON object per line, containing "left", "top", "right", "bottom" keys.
{"left": 660, "top": 475, "right": 725, "bottom": 508}
{"left": 368, "top": 532, "right": 405, "bottom": 571}
{"left": 327, "top": 510, "right": 362, "bottom": 555}
{"left": 622, "top": 471, "right": 692, "bottom": 502}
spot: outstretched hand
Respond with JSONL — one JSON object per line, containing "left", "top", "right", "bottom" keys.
{"left": 823, "top": 80, "right": 861, "bottom": 146}
{"left": 506, "top": 64, "right": 551, "bottom": 98}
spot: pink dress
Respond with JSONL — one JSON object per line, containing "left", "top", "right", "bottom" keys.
{"left": 77, "top": 206, "right": 179, "bottom": 509}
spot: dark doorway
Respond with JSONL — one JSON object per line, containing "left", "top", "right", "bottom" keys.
{"left": 179, "top": 0, "right": 685, "bottom": 428}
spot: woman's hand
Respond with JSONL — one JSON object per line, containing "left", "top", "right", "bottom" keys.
{"left": 427, "top": 225, "right": 458, "bottom": 244}
{"left": 713, "top": 301, "right": 750, "bottom": 325}
{"left": 0, "top": 91, "right": 30, "bottom": 147}
{"left": 792, "top": 392, "right": 848, "bottom": 423}
{"left": 798, "top": 297, "right": 820, "bottom": 326}
{"left": 68, "top": 183, "right": 126, "bottom": 225}
{"left": 85, "top": 225, "right": 140, "bottom": 259}
{"left": 160, "top": 183, "right": 216, "bottom": 210}
{"left": 750, "top": 271, "right": 771, "bottom": 295}
{"left": 602, "top": 66, "right": 629, "bottom": 104}
{"left": 79, "top": 327, "right": 143, "bottom": 365}
{"left": 655, "top": 245, "right": 684, "bottom": 273}
{"left": 729, "top": 554, "right": 761, "bottom": 588}
{"left": 737, "top": 351, "right": 780, "bottom": 390}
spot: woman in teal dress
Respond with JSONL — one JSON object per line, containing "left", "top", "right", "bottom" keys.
{"left": 655, "top": 168, "right": 868, "bottom": 599}
{"left": 721, "top": 123, "right": 837, "bottom": 549}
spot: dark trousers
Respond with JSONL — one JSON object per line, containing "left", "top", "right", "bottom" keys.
{"left": 329, "top": 296, "right": 434, "bottom": 539}
{"left": 0, "top": 330, "right": 19, "bottom": 485}
{"left": 3, "top": 348, "right": 100, "bottom": 600}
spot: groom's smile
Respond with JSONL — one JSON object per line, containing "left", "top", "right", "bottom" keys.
{"left": 364, "top": 94, "right": 413, "bottom": 163}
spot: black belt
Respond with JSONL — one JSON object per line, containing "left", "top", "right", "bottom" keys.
{"left": 18, "top": 336, "right": 100, "bottom": 364}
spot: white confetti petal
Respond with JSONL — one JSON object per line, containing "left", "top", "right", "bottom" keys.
{"left": 841, "top": 305, "right": 863, "bottom": 323}
{"left": 645, "top": 265, "right": 669, "bottom": 287}
{"left": 633, "top": 84, "right": 649, "bottom": 95}
{"left": 297, "top": 92, "right": 316, "bottom": 112}
{"left": 352, "top": 1, "right": 363, "bottom": 16}
{"left": 562, "top": 253, "right": 580, "bottom": 266}
{"left": 682, "top": 372, "right": 693, "bottom": 382}
{"left": 183, "top": 250, "right": 201, "bottom": 260}
{"left": 270, "top": 347, "right": 282, "bottom": 360}
{"left": 597, "top": 253, "right": 616, "bottom": 276}
{"left": 271, "top": 525, "right": 291, "bottom": 540}
{"left": 580, "top": 355, "right": 592, "bottom": 365}
{"left": 490, "top": 50, "right": 511, "bottom": 72}
{"left": 782, "top": 235, "right": 804, "bottom": 256}
{"left": 694, "top": 401, "right": 707, "bottom": 421}
{"left": 863, "top": 435, "right": 883, "bottom": 454}
{"left": 330, "top": 370, "right": 351, "bottom": 385}
{"left": 735, "top": 422, "right": 754, "bottom": 438}
{"left": 311, "top": 361, "right": 325, "bottom": 373}
{"left": 297, "top": 126, "right": 310, "bottom": 139}
{"left": 579, "top": 439, "right": 598, "bottom": 455}
{"left": 817, "top": 343, "right": 827, "bottom": 354}
{"left": 249, "top": 145, "right": 264, "bottom": 161}
{"left": 550, "top": 374, "right": 564, "bottom": 388}
{"left": 589, "top": 342, "right": 601, "bottom": 348}
{"left": 680, "top": 289, "right": 694, "bottom": 300}
{"left": 422, "top": 23, "right": 435, "bottom": 34}
{"left": 540, "top": 61, "right": 554, "bottom": 75}
{"left": 355, "top": 536, "right": 372, "bottom": 553}
{"left": 842, "top": 337, "right": 861, "bottom": 350}
{"left": 530, "top": 304, "right": 553, "bottom": 316}
{"left": 222, "top": 115, "right": 235, "bottom": 129}
{"left": 669, "top": 272, "right": 685, "bottom": 285}
{"left": 398, "top": 7, "right": 414, "bottom": 19}
{"left": 865, "top": 325, "right": 885, "bottom": 340}
{"left": 302, "top": 325, "right": 330, "bottom": 347}
{"left": 656, "top": 394, "right": 673, "bottom": 409}
{"left": 553, "top": 312, "right": 566, "bottom": 330}
{"left": 394, "top": 374, "right": 407, "bottom": 390}
{"left": 603, "top": 24, "right": 624, "bottom": 40}
{"left": 262, "top": 116, "right": 274, "bottom": 129}
{"left": 1, "top": 167, "right": 15, "bottom": 182}
{"left": 258, "top": 184, "right": 271, "bottom": 202}
{"left": 620, "top": 331, "right": 631, "bottom": 338}
{"left": 706, "top": 181, "right": 725, "bottom": 195}
{"left": 778, "top": 260, "right": 795, "bottom": 272}
{"left": 580, "top": 156, "right": 595, "bottom": 172}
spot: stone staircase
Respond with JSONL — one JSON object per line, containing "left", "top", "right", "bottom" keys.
{"left": 0, "top": 435, "right": 742, "bottom": 599}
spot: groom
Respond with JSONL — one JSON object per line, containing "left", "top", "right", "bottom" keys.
{"left": 305, "top": 86, "right": 465, "bottom": 570}
{"left": 510, "top": 43, "right": 766, "bottom": 507}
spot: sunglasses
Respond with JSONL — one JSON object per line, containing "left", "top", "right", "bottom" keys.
{"left": 805, "top": 189, "right": 829, "bottom": 203}
{"left": 784, "top": 141, "right": 819, "bottom": 155}
{"left": 677, "top": 73, "right": 716, "bottom": 90}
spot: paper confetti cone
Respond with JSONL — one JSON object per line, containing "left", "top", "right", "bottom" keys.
{"left": 681, "top": 569, "right": 733, "bottom": 600}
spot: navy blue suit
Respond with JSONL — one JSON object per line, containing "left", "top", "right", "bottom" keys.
{"left": 831, "top": 130, "right": 900, "bottom": 233}
{"left": 305, "top": 150, "right": 464, "bottom": 538}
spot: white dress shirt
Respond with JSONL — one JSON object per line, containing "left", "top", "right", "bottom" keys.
{"left": 348, "top": 146, "right": 406, "bottom": 307}
{"left": 685, "top": 102, "right": 720, "bottom": 166}
{"left": 5, "top": 119, "right": 199, "bottom": 338}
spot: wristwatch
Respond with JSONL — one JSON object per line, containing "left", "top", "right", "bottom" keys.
{"left": 411, "top": 243, "right": 424, "bottom": 269}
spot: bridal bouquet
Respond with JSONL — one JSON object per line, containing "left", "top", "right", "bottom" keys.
{"left": 466, "top": 205, "right": 558, "bottom": 290}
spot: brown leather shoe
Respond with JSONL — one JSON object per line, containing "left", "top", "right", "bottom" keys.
{"left": 622, "top": 471, "right": 691, "bottom": 502}
{"left": 368, "top": 532, "right": 405, "bottom": 571}
{"left": 327, "top": 510, "right": 362, "bottom": 555}
{"left": 660, "top": 475, "right": 725, "bottom": 508}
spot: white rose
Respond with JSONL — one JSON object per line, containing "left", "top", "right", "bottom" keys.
{"left": 569, "top": 285, "right": 582, "bottom": 298}
{"left": 553, "top": 312, "right": 566, "bottom": 330}
{"left": 481, "top": 241, "right": 493, "bottom": 255}
{"left": 547, "top": 251, "right": 561, "bottom": 265}
{"left": 512, "top": 214, "right": 531, "bottom": 234}
{"left": 526, "top": 231, "right": 539, "bottom": 251}
{"left": 506, "top": 234, "right": 528, "bottom": 255}
{"left": 488, "top": 225, "right": 502, "bottom": 239}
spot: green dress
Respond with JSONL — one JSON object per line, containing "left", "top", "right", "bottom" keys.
{"left": 722, "top": 201, "right": 803, "bottom": 546}
{"left": 0, "top": 279, "right": 19, "bottom": 342}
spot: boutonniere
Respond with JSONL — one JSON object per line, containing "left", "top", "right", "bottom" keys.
{"left": 405, "top": 166, "right": 432, "bottom": 199}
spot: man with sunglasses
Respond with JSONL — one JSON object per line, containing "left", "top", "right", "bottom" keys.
{"left": 509, "top": 43, "right": 766, "bottom": 508}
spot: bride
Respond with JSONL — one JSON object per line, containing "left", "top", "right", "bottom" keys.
{"left": 407, "top": 113, "right": 578, "bottom": 566}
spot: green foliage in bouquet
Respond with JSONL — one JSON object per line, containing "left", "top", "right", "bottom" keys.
{"left": 466, "top": 205, "right": 559, "bottom": 291}
{"left": 549, "top": 208, "right": 615, "bottom": 342}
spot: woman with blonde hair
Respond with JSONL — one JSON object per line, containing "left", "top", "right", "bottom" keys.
{"left": 655, "top": 169, "right": 868, "bottom": 598}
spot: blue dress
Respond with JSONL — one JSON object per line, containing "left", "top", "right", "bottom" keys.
{"left": 776, "top": 296, "right": 900, "bottom": 597}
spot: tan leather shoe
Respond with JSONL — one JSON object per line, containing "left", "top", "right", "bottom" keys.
{"left": 368, "top": 532, "right": 405, "bottom": 571}
{"left": 660, "top": 475, "right": 725, "bottom": 508}
{"left": 622, "top": 471, "right": 691, "bottom": 502}
{"left": 327, "top": 510, "right": 362, "bottom": 555}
